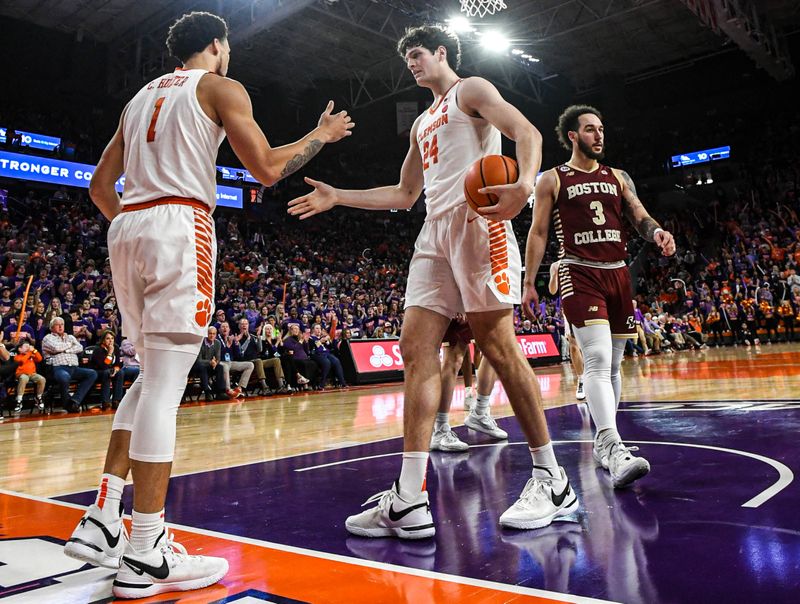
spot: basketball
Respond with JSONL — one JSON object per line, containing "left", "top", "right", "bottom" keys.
{"left": 464, "top": 155, "right": 519, "bottom": 213}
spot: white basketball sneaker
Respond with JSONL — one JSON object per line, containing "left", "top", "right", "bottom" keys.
{"left": 465, "top": 411, "right": 508, "bottom": 440}
{"left": 607, "top": 442, "right": 650, "bottom": 488}
{"left": 464, "top": 392, "right": 476, "bottom": 412}
{"left": 64, "top": 502, "right": 128, "bottom": 569}
{"left": 113, "top": 530, "right": 229, "bottom": 599}
{"left": 430, "top": 426, "right": 469, "bottom": 452}
{"left": 575, "top": 379, "right": 586, "bottom": 401}
{"left": 499, "top": 467, "right": 579, "bottom": 530}
{"left": 345, "top": 480, "right": 435, "bottom": 539}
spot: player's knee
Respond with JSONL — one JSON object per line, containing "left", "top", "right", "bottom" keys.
{"left": 399, "top": 335, "right": 436, "bottom": 364}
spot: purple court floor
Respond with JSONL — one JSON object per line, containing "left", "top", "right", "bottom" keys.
{"left": 60, "top": 399, "right": 800, "bottom": 603}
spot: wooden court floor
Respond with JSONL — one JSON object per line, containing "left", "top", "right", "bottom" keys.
{"left": 1, "top": 343, "right": 799, "bottom": 603}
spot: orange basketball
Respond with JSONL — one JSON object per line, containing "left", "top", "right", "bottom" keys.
{"left": 464, "top": 155, "right": 519, "bottom": 213}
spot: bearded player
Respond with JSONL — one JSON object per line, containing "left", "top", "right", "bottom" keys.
{"left": 525, "top": 105, "right": 675, "bottom": 488}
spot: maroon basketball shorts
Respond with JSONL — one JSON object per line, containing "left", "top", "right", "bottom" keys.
{"left": 559, "top": 262, "right": 636, "bottom": 339}
{"left": 442, "top": 319, "right": 474, "bottom": 347}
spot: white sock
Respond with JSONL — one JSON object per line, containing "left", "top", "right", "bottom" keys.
{"left": 130, "top": 509, "right": 165, "bottom": 553}
{"left": 93, "top": 473, "right": 125, "bottom": 519}
{"left": 611, "top": 339, "right": 625, "bottom": 411}
{"left": 529, "top": 442, "right": 560, "bottom": 479}
{"left": 474, "top": 394, "right": 490, "bottom": 416}
{"left": 398, "top": 452, "right": 428, "bottom": 500}
{"left": 434, "top": 412, "right": 449, "bottom": 431}
{"left": 597, "top": 427, "right": 621, "bottom": 453}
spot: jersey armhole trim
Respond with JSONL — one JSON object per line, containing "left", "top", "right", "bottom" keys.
{"left": 552, "top": 168, "right": 561, "bottom": 200}
{"left": 611, "top": 167, "right": 625, "bottom": 192}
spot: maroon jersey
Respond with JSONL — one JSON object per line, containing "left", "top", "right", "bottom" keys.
{"left": 552, "top": 163, "right": 628, "bottom": 262}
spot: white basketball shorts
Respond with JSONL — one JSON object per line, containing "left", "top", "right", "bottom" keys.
{"left": 405, "top": 203, "right": 521, "bottom": 318}
{"left": 108, "top": 198, "right": 216, "bottom": 345}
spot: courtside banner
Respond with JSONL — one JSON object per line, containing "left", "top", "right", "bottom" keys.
{"left": 344, "top": 334, "right": 560, "bottom": 383}
{"left": 0, "top": 150, "right": 244, "bottom": 209}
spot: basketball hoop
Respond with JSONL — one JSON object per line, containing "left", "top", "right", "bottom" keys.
{"left": 459, "top": 0, "right": 507, "bottom": 18}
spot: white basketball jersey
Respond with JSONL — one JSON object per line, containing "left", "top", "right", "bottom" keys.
{"left": 416, "top": 79, "right": 501, "bottom": 221}
{"left": 121, "top": 68, "right": 226, "bottom": 210}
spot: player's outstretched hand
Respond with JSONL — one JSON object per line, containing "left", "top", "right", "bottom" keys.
{"left": 476, "top": 181, "right": 532, "bottom": 221}
{"left": 317, "top": 100, "right": 355, "bottom": 143}
{"left": 288, "top": 177, "right": 337, "bottom": 220}
{"left": 522, "top": 281, "right": 539, "bottom": 319}
{"left": 655, "top": 229, "right": 676, "bottom": 257}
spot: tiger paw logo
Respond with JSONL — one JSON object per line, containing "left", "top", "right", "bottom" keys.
{"left": 494, "top": 272, "right": 511, "bottom": 295}
{"left": 195, "top": 298, "right": 212, "bottom": 327}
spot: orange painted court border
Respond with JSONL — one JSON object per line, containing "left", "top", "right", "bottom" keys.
{"left": 0, "top": 490, "right": 615, "bottom": 603}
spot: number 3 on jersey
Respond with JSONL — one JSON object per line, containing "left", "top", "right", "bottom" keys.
{"left": 146, "top": 97, "right": 166, "bottom": 142}
{"left": 422, "top": 134, "right": 439, "bottom": 170}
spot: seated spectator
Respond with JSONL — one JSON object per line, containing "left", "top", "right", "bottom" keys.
{"left": 0, "top": 339, "right": 17, "bottom": 406}
{"left": 237, "top": 318, "right": 271, "bottom": 394}
{"left": 218, "top": 322, "right": 253, "bottom": 398}
{"left": 310, "top": 323, "right": 347, "bottom": 388}
{"left": 119, "top": 338, "right": 141, "bottom": 383}
{"left": 191, "top": 326, "right": 226, "bottom": 401}
{"left": 282, "top": 323, "right": 318, "bottom": 389}
{"left": 42, "top": 317, "right": 97, "bottom": 413}
{"left": 12, "top": 340, "right": 45, "bottom": 413}
{"left": 260, "top": 323, "right": 296, "bottom": 393}
{"left": 88, "top": 330, "right": 126, "bottom": 410}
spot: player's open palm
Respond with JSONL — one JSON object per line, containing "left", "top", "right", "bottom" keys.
{"left": 317, "top": 100, "right": 355, "bottom": 143}
{"left": 288, "top": 177, "right": 336, "bottom": 220}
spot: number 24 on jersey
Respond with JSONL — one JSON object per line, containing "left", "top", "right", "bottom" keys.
{"left": 422, "top": 135, "right": 439, "bottom": 170}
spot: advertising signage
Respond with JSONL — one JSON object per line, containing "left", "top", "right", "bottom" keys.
{"left": 0, "top": 150, "right": 243, "bottom": 209}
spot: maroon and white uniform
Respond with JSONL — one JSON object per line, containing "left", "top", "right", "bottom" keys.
{"left": 551, "top": 163, "right": 635, "bottom": 338}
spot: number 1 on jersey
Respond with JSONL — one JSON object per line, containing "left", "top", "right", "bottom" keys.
{"left": 146, "top": 97, "right": 166, "bottom": 143}
{"left": 422, "top": 134, "right": 439, "bottom": 170}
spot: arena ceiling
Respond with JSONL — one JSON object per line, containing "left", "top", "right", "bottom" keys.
{"left": 2, "top": 0, "right": 799, "bottom": 107}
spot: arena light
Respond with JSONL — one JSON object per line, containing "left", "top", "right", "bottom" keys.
{"left": 511, "top": 48, "right": 524, "bottom": 55}
{"left": 447, "top": 16, "right": 474, "bottom": 33}
{"left": 480, "top": 30, "right": 510, "bottom": 52}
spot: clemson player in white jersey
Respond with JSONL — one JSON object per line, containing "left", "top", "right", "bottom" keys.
{"left": 289, "top": 25, "right": 577, "bottom": 538}
{"left": 63, "top": 12, "right": 352, "bottom": 598}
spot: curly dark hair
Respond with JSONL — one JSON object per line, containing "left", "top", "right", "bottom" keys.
{"left": 166, "top": 11, "right": 228, "bottom": 63}
{"left": 397, "top": 25, "right": 461, "bottom": 69}
{"left": 556, "top": 105, "right": 603, "bottom": 150}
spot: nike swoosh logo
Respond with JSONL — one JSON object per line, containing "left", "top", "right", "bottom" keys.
{"left": 388, "top": 501, "right": 429, "bottom": 522}
{"left": 123, "top": 555, "right": 170, "bottom": 579}
{"left": 551, "top": 482, "right": 571, "bottom": 507}
{"left": 467, "top": 216, "right": 480, "bottom": 223}
{"left": 86, "top": 516, "right": 121, "bottom": 548}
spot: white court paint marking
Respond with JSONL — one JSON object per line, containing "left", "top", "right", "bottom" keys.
{"left": 620, "top": 399, "right": 800, "bottom": 412}
{"left": 295, "top": 440, "right": 794, "bottom": 508}
{"left": 0, "top": 489, "right": 619, "bottom": 604}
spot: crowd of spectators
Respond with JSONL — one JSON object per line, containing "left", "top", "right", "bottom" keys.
{"left": 1, "top": 95, "right": 799, "bottom": 415}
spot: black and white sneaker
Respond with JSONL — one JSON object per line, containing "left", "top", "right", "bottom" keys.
{"left": 499, "top": 467, "right": 579, "bottom": 530}
{"left": 64, "top": 502, "right": 128, "bottom": 569}
{"left": 113, "top": 530, "right": 228, "bottom": 599}
{"left": 345, "top": 480, "right": 435, "bottom": 539}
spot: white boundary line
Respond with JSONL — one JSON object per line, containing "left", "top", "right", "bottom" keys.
{"left": 295, "top": 439, "right": 794, "bottom": 508}
{"left": 0, "top": 488, "right": 618, "bottom": 604}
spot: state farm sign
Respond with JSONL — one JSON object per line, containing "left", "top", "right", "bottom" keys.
{"left": 349, "top": 334, "right": 558, "bottom": 374}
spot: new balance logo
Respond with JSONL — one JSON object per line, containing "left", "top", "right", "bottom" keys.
{"left": 588, "top": 305, "right": 599, "bottom": 312}
{"left": 123, "top": 555, "right": 170, "bottom": 579}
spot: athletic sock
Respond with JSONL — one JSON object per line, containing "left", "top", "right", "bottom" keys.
{"left": 94, "top": 473, "right": 125, "bottom": 520}
{"left": 398, "top": 452, "right": 428, "bottom": 500}
{"left": 597, "top": 427, "right": 621, "bottom": 453}
{"left": 130, "top": 509, "right": 165, "bottom": 553}
{"left": 434, "top": 412, "right": 449, "bottom": 431}
{"left": 474, "top": 394, "right": 490, "bottom": 416}
{"left": 529, "top": 442, "right": 560, "bottom": 479}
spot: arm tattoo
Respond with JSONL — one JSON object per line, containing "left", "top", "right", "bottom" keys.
{"left": 620, "top": 170, "right": 661, "bottom": 242}
{"left": 280, "top": 139, "right": 324, "bottom": 179}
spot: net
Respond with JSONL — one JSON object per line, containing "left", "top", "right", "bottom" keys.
{"left": 459, "top": 0, "right": 507, "bottom": 18}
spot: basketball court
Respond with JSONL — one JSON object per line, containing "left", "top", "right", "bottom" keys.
{"left": 2, "top": 345, "right": 798, "bottom": 603}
